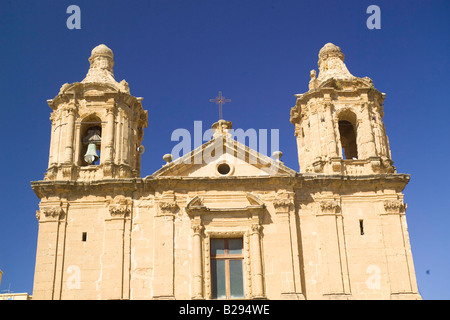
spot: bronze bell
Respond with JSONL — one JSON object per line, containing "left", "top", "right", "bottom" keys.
{"left": 84, "top": 143, "right": 99, "bottom": 164}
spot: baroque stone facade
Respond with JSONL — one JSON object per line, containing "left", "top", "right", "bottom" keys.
{"left": 31, "top": 43, "right": 421, "bottom": 300}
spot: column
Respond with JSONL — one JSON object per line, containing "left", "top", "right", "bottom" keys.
{"left": 324, "top": 103, "right": 338, "bottom": 158}
{"left": 192, "top": 223, "right": 204, "bottom": 299}
{"left": 104, "top": 103, "right": 115, "bottom": 164}
{"left": 360, "top": 103, "right": 377, "bottom": 159}
{"left": 63, "top": 104, "right": 77, "bottom": 164}
{"left": 250, "top": 223, "right": 264, "bottom": 298}
{"left": 310, "top": 105, "right": 321, "bottom": 161}
{"left": 48, "top": 114, "right": 56, "bottom": 167}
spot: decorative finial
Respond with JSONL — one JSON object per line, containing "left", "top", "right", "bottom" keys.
{"left": 211, "top": 119, "right": 233, "bottom": 138}
{"left": 163, "top": 154, "right": 173, "bottom": 164}
{"left": 309, "top": 69, "right": 318, "bottom": 90}
{"left": 272, "top": 151, "right": 283, "bottom": 162}
{"left": 82, "top": 44, "right": 117, "bottom": 85}
{"left": 316, "top": 43, "right": 354, "bottom": 83}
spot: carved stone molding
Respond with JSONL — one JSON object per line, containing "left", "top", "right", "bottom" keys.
{"left": 191, "top": 224, "right": 204, "bottom": 235}
{"left": 105, "top": 104, "right": 116, "bottom": 115}
{"left": 158, "top": 201, "right": 178, "bottom": 214}
{"left": 108, "top": 196, "right": 132, "bottom": 218}
{"left": 250, "top": 223, "right": 262, "bottom": 234}
{"left": 330, "top": 157, "right": 342, "bottom": 172}
{"left": 61, "top": 164, "right": 75, "bottom": 179}
{"left": 156, "top": 191, "right": 178, "bottom": 216}
{"left": 319, "top": 200, "right": 341, "bottom": 214}
{"left": 37, "top": 205, "right": 64, "bottom": 221}
{"left": 383, "top": 200, "right": 406, "bottom": 214}
{"left": 109, "top": 205, "right": 131, "bottom": 217}
{"left": 273, "top": 199, "right": 293, "bottom": 210}
{"left": 63, "top": 104, "right": 77, "bottom": 115}
{"left": 313, "top": 159, "right": 325, "bottom": 173}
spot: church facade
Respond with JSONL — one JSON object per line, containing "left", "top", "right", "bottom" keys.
{"left": 31, "top": 43, "right": 421, "bottom": 300}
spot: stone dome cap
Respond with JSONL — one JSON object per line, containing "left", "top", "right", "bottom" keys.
{"left": 315, "top": 42, "right": 353, "bottom": 83}
{"left": 82, "top": 44, "right": 117, "bottom": 86}
{"left": 89, "top": 44, "right": 114, "bottom": 61}
{"left": 318, "top": 43, "right": 345, "bottom": 62}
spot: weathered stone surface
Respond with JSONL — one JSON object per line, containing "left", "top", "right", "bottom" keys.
{"left": 31, "top": 43, "right": 421, "bottom": 300}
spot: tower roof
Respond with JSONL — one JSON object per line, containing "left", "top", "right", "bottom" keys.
{"left": 79, "top": 44, "right": 129, "bottom": 93}
{"left": 82, "top": 44, "right": 116, "bottom": 85}
{"left": 89, "top": 44, "right": 114, "bottom": 61}
{"left": 316, "top": 42, "right": 354, "bottom": 83}
{"left": 318, "top": 43, "right": 344, "bottom": 61}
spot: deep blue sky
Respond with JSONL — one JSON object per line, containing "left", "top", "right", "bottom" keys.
{"left": 0, "top": 0, "right": 448, "bottom": 299}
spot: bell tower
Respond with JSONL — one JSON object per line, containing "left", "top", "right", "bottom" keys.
{"left": 45, "top": 44, "right": 148, "bottom": 180}
{"left": 290, "top": 43, "right": 394, "bottom": 175}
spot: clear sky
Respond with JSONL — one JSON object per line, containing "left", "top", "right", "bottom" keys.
{"left": 0, "top": 0, "right": 448, "bottom": 299}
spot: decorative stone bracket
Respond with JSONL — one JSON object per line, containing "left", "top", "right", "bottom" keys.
{"left": 108, "top": 196, "right": 132, "bottom": 218}
{"left": 383, "top": 199, "right": 406, "bottom": 214}
{"left": 109, "top": 205, "right": 131, "bottom": 217}
{"left": 318, "top": 200, "right": 341, "bottom": 215}
{"left": 273, "top": 198, "right": 293, "bottom": 211}
{"left": 273, "top": 192, "right": 294, "bottom": 217}
{"left": 158, "top": 201, "right": 178, "bottom": 215}
{"left": 156, "top": 191, "right": 179, "bottom": 217}
{"left": 36, "top": 202, "right": 65, "bottom": 221}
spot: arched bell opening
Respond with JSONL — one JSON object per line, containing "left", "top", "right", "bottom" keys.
{"left": 79, "top": 115, "right": 102, "bottom": 166}
{"left": 337, "top": 111, "right": 358, "bottom": 160}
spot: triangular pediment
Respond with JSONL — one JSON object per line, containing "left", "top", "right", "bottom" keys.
{"left": 152, "top": 135, "right": 296, "bottom": 178}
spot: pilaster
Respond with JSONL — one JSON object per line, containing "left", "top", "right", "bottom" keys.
{"left": 152, "top": 193, "right": 177, "bottom": 300}
{"left": 101, "top": 197, "right": 132, "bottom": 300}
{"left": 380, "top": 198, "right": 418, "bottom": 297}
{"left": 273, "top": 193, "right": 305, "bottom": 300}
{"left": 33, "top": 201, "right": 67, "bottom": 300}
{"left": 316, "top": 198, "right": 351, "bottom": 299}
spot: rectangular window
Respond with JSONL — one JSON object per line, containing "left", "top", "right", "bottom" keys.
{"left": 359, "top": 220, "right": 364, "bottom": 235}
{"left": 210, "top": 238, "right": 244, "bottom": 299}
{"left": 82, "top": 232, "right": 87, "bottom": 242}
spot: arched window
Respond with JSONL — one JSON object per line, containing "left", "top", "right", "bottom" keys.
{"left": 338, "top": 111, "right": 358, "bottom": 160}
{"left": 79, "top": 115, "right": 102, "bottom": 166}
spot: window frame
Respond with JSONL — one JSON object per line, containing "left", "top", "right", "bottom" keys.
{"left": 210, "top": 237, "right": 245, "bottom": 299}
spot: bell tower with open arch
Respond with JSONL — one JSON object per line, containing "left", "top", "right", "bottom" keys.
{"left": 45, "top": 44, "right": 148, "bottom": 181}
{"left": 290, "top": 43, "right": 394, "bottom": 175}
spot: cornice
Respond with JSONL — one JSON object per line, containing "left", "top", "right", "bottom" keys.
{"left": 294, "top": 86, "right": 385, "bottom": 111}
{"left": 30, "top": 172, "right": 410, "bottom": 198}
{"left": 48, "top": 82, "right": 145, "bottom": 113}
